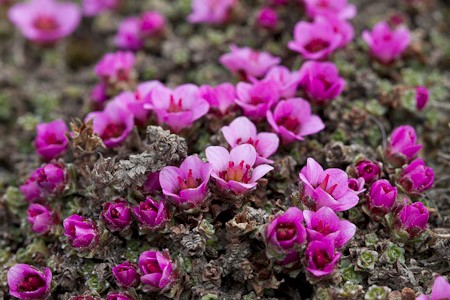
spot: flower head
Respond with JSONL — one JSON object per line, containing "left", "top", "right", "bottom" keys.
{"left": 255, "top": 66, "right": 302, "bottom": 99}
{"left": 394, "top": 200, "right": 429, "bottom": 238}
{"left": 90, "top": 83, "right": 109, "bottom": 110}
{"left": 415, "top": 86, "right": 429, "bottom": 111}
{"left": 385, "top": 125, "right": 422, "bottom": 166}
{"left": 112, "top": 261, "right": 140, "bottom": 288}
{"left": 267, "top": 98, "right": 325, "bottom": 144}
{"left": 362, "top": 21, "right": 411, "bottom": 64}
{"left": 220, "top": 45, "right": 281, "bottom": 80}
{"left": 63, "top": 214, "right": 99, "bottom": 249}
{"left": 34, "top": 119, "right": 69, "bottom": 161}
{"left": 199, "top": 83, "right": 236, "bottom": 116}
{"left": 101, "top": 199, "right": 133, "bottom": 232}
{"left": 347, "top": 177, "right": 365, "bottom": 195}
{"left": 20, "top": 163, "right": 66, "bottom": 203}
{"left": 82, "top": 0, "right": 119, "bottom": 17}
{"left": 366, "top": 179, "right": 397, "bottom": 215}
{"left": 140, "top": 11, "right": 165, "bottom": 37}
{"left": 188, "top": 0, "right": 236, "bottom": 24}
{"left": 94, "top": 51, "right": 136, "bottom": 86}
{"left": 8, "top": 0, "right": 81, "bottom": 44}
{"left": 355, "top": 159, "right": 381, "bottom": 184}
{"left": 304, "top": 0, "right": 356, "bottom": 20}
{"left": 305, "top": 237, "right": 341, "bottom": 277}
{"left": 114, "top": 17, "right": 143, "bottom": 51}
{"left": 7, "top": 264, "right": 52, "bottom": 300}
{"left": 299, "top": 61, "right": 346, "bottom": 104}
{"left": 256, "top": 7, "right": 278, "bottom": 30}
{"left": 138, "top": 250, "right": 176, "bottom": 292}
{"left": 160, "top": 155, "right": 212, "bottom": 209}
{"left": 205, "top": 144, "right": 274, "bottom": 194}
{"left": 235, "top": 80, "right": 279, "bottom": 120}
{"left": 299, "top": 158, "right": 359, "bottom": 212}
{"left": 27, "top": 203, "right": 58, "bottom": 235}
{"left": 325, "top": 16, "right": 355, "bottom": 48}
{"left": 106, "top": 293, "right": 134, "bottom": 300}
{"left": 399, "top": 158, "right": 434, "bottom": 196}
{"left": 303, "top": 207, "right": 356, "bottom": 248}
{"left": 133, "top": 198, "right": 170, "bottom": 231}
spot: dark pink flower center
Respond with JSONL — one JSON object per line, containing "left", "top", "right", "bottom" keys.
{"left": 33, "top": 15, "right": 59, "bottom": 31}
{"left": 219, "top": 160, "right": 252, "bottom": 183}
{"left": 144, "top": 261, "right": 161, "bottom": 274}
{"left": 44, "top": 133, "right": 63, "bottom": 145}
{"left": 348, "top": 179, "right": 359, "bottom": 191}
{"left": 177, "top": 169, "right": 201, "bottom": 191}
{"left": 142, "top": 201, "right": 158, "bottom": 212}
{"left": 312, "top": 249, "right": 332, "bottom": 269}
{"left": 315, "top": 220, "right": 333, "bottom": 235}
{"left": 102, "top": 123, "right": 126, "bottom": 140}
{"left": 18, "top": 274, "right": 45, "bottom": 292}
{"left": 236, "top": 137, "right": 260, "bottom": 148}
{"left": 318, "top": 74, "right": 332, "bottom": 90}
{"left": 249, "top": 96, "right": 265, "bottom": 105}
{"left": 168, "top": 95, "right": 184, "bottom": 113}
{"left": 276, "top": 223, "right": 297, "bottom": 241}
{"left": 318, "top": 174, "right": 338, "bottom": 195}
{"left": 110, "top": 208, "right": 120, "bottom": 218}
{"left": 318, "top": 0, "right": 329, "bottom": 8}
{"left": 278, "top": 116, "right": 300, "bottom": 132}
{"left": 305, "top": 39, "right": 330, "bottom": 53}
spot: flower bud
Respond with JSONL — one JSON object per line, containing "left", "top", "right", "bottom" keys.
{"left": 348, "top": 177, "right": 365, "bottom": 195}
{"left": 399, "top": 158, "right": 434, "bottom": 196}
{"left": 385, "top": 125, "right": 422, "bottom": 166}
{"left": 34, "top": 119, "right": 69, "bottom": 161}
{"left": 355, "top": 159, "right": 381, "bottom": 184}
{"left": 20, "top": 163, "right": 66, "bottom": 203}
{"left": 133, "top": 198, "right": 170, "bottom": 231}
{"left": 107, "top": 292, "right": 134, "bottom": 300}
{"left": 415, "top": 86, "right": 429, "bottom": 111}
{"left": 138, "top": 250, "right": 176, "bottom": 292}
{"left": 394, "top": 200, "right": 429, "bottom": 238}
{"left": 7, "top": 264, "right": 52, "bottom": 300}
{"left": 257, "top": 7, "right": 278, "bottom": 30}
{"left": 304, "top": 237, "right": 341, "bottom": 277}
{"left": 366, "top": 179, "right": 397, "bottom": 215}
{"left": 63, "top": 214, "right": 99, "bottom": 249}
{"left": 112, "top": 261, "right": 139, "bottom": 288}
{"left": 26, "top": 203, "right": 58, "bottom": 235}
{"left": 101, "top": 199, "right": 132, "bottom": 232}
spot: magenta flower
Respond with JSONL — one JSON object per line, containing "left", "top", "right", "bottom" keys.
{"left": 147, "top": 84, "right": 209, "bottom": 133}
{"left": 112, "top": 261, "right": 140, "bottom": 288}
{"left": 299, "top": 61, "right": 346, "bottom": 104}
{"left": 82, "top": 0, "right": 118, "bottom": 17}
{"left": 325, "top": 16, "right": 355, "bottom": 48}
{"left": 7, "top": 264, "right": 52, "bottom": 300}
{"left": 255, "top": 66, "right": 302, "bottom": 99}
{"left": 288, "top": 18, "right": 342, "bottom": 60}
{"left": 34, "top": 119, "right": 69, "bottom": 161}
{"left": 256, "top": 7, "right": 278, "bottom": 30}
{"left": 199, "top": 83, "right": 236, "bottom": 116}
{"left": 347, "top": 177, "right": 365, "bottom": 195}
{"left": 106, "top": 293, "right": 133, "bottom": 300}
{"left": 362, "top": 21, "right": 411, "bottom": 64}
{"left": 355, "top": 159, "right": 381, "bottom": 184}
{"left": 140, "top": 11, "right": 165, "bottom": 37}
{"left": 304, "top": 237, "right": 341, "bottom": 277}
{"left": 416, "top": 86, "right": 429, "bottom": 111}
{"left": 101, "top": 199, "right": 132, "bottom": 232}
{"left": 394, "top": 200, "right": 429, "bottom": 238}
{"left": 187, "top": 0, "right": 236, "bottom": 24}
{"left": 8, "top": 0, "right": 81, "bottom": 45}
{"left": 366, "top": 179, "right": 397, "bottom": 215}
{"left": 90, "top": 83, "right": 109, "bottom": 110}
{"left": 133, "top": 198, "right": 169, "bottom": 231}
{"left": 205, "top": 144, "right": 274, "bottom": 194}
{"left": 304, "top": 0, "right": 356, "bottom": 20}
{"left": 63, "top": 214, "right": 99, "bottom": 249}
{"left": 267, "top": 98, "right": 325, "bottom": 144}
{"left": 20, "top": 163, "right": 66, "bottom": 203}
{"left": 235, "top": 80, "right": 279, "bottom": 120}
{"left": 220, "top": 45, "right": 281, "bottom": 80}
{"left": 303, "top": 207, "right": 356, "bottom": 248}
{"left": 27, "top": 203, "right": 58, "bottom": 235}
{"left": 130, "top": 80, "right": 164, "bottom": 126}
{"left": 399, "top": 158, "right": 434, "bottom": 196}
{"left": 385, "top": 125, "right": 422, "bottom": 166}
{"left": 222, "top": 116, "right": 279, "bottom": 165}
{"left": 416, "top": 276, "right": 450, "bottom": 300}
{"left": 160, "top": 155, "right": 212, "bottom": 209}
{"left": 94, "top": 51, "right": 136, "bottom": 85}
{"left": 299, "top": 158, "right": 359, "bottom": 212}
{"left": 85, "top": 100, "right": 134, "bottom": 148}
{"left": 138, "top": 250, "right": 176, "bottom": 292}
{"left": 114, "top": 17, "right": 143, "bottom": 51}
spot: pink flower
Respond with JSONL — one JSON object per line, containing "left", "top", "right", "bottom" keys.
{"left": 82, "top": 0, "right": 119, "bottom": 17}
{"left": 34, "top": 119, "right": 69, "bottom": 161}
{"left": 304, "top": 207, "right": 356, "bottom": 248}
{"left": 199, "top": 83, "right": 236, "bottom": 116}
{"left": 101, "top": 199, "right": 133, "bottom": 232}
{"left": 20, "top": 163, "right": 66, "bottom": 203}
{"left": 90, "top": 83, "right": 109, "bottom": 109}
{"left": 188, "top": 0, "right": 236, "bottom": 24}
{"left": 7, "top": 264, "right": 52, "bottom": 300}
{"left": 27, "top": 203, "right": 58, "bottom": 235}
{"left": 299, "top": 61, "right": 346, "bottom": 104}
{"left": 222, "top": 116, "right": 279, "bottom": 165}
{"left": 265, "top": 207, "right": 307, "bottom": 251}
{"left": 205, "top": 144, "right": 274, "bottom": 194}
{"left": 416, "top": 276, "right": 450, "bottom": 300}
{"left": 63, "top": 214, "right": 99, "bottom": 249}
{"left": 146, "top": 84, "right": 209, "bottom": 133}
{"left": 355, "top": 159, "right": 381, "bottom": 184}
{"left": 106, "top": 293, "right": 133, "bottom": 300}
{"left": 267, "top": 98, "right": 325, "bottom": 144}
{"left": 399, "top": 158, "right": 434, "bottom": 196}
{"left": 220, "top": 45, "right": 281, "bottom": 80}
{"left": 416, "top": 86, "right": 429, "bottom": 111}
{"left": 133, "top": 198, "right": 170, "bottom": 231}
{"left": 85, "top": 99, "right": 134, "bottom": 148}
{"left": 366, "top": 179, "right": 397, "bottom": 216}
{"left": 304, "top": 0, "right": 356, "bottom": 20}
{"left": 256, "top": 7, "right": 278, "bottom": 30}
{"left": 255, "top": 66, "right": 302, "bottom": 99}
{"left": 8, "top": 0, "right": 81, "bottom": 45}
{"left": 160, "top": 155, "right": 212, "bottom": 209}
{"left": 235, "top": 80, "right": 280, "bottom": 120}
{"left": 385, "top": 125, "right": 422, "bottom": 166}
{"left": 347, "top": 177, "right": 365, "bottom": 195}
{"left": 325, "top": 16, "right": 354, "bottom": 48}
{"left": 299, "top": 158, "right": 359, "bottom": 212}
{"left": 129, "top": 80, "right": 164, "bottom": 126}
{"left": 140, "top": 11, "right": 165, "bottom": 37}
{"left": 112, "top": 261, "right": 140, "bottom": 288}
{"left": 362, "top": 21, "right": 411, "bottom": 64}
{"left": 94, "top": 51, "right": 136, "bottom": 85}
{"left": 394, "top": 199, "right": 429, "bottom": 238}
{"left": 288, "top": 18, "right": 342, "bottom": 60}
{"left": 114, "top": 17, "right": 143, "bottom": 51}
{"left": 304, "top": 237, "right": 341, "bottom": 277}
{"left": 138, "top": 250, "right": 176, "bottom": 292}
